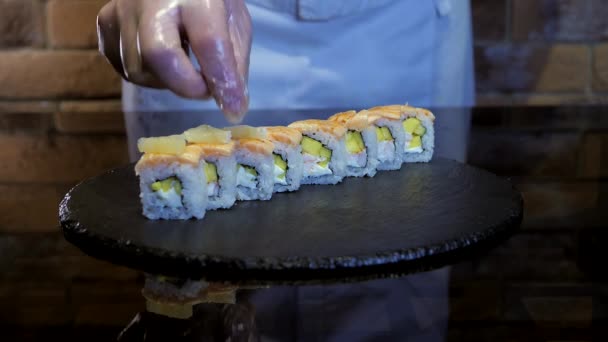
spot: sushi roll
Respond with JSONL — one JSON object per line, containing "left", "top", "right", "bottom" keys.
{"left": 399, "top": 105, "right": 435, "bottom": 163}
{"left": 184, "top": 125, "right": 237, "bottom": 210}
{"left": 288, "top": 120, "right": 347, "bottom": 185}
{"left": 226, "top": 126, "right": 275, "bottom": 201}
{"left": 328, "top": 110, "right": 378, "bottom": 178}
{"left": 361, "top": 108, "right": 404, "bottom": 171}
{"left": 196, "top": 143, "right": 237, "bottom": 209}
{"left": 265, "top": 126, "right": 303, "bottom": 193}
{"left": 135, "top": 135, "right": 207, "bottom": 220}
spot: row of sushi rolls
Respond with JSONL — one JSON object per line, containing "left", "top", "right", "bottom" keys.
{"left": 135, "top": 105, "right": 435, "bottom": 220}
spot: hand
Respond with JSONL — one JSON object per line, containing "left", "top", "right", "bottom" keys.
{"left": 97, "top": 0, "right": 252, "bottom": 122}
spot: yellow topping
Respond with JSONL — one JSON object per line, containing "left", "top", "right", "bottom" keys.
{"left": 274, "top": 154, "right": 287, "bottom": 170}
{"left": 409, "top": 136, "right": 422, "bottom": 149}
{"left": 150, "top": 177, "right": 182, "bottom": 195}
{"left": 225, "top": 125, "right": 267, "bottom": 139}
{"left": 184, "top": 125, "right": 231, "bottom": 144}
{"left": 137, "top": 135, "right": 186, "bottom": 155}
{"left": 345, "top": 131, "right": 365, "bottom": 154}
{"left": 204, "top": 163, "right": 218, "bottom": 183}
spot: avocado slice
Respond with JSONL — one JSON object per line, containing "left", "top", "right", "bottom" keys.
{"left": 409, "top": 136, "right": 422, "bottom": 149}
{"left": 403, "top": 117, "right": 426, "bottom": 137}
{"left": 382, "top": 127, "right": 393, "bottom": 141}
{"left": 375, "top": 127, "right": 382, "bottom": 141}
{"left": 357, "top": 136, "right": 365, "bottom": 151}
{"left": 274, "top": 154, "right": 287, "bottom": 170}
{"left": 150, "top": 177, "right": 182, "bottom": 195}
{"left": 204, "top": 163, "right": 218, "bottom": 183}
{"left": 301, "top": 136, "right": 322, "bottom": 156}
{"left": 319, "top": 146, "right": 331, "bottom": 160}
{"left": 239, "top": 164, "right": 258, "bottom": 177}
{"left": 302, "top": 136, "right": 332, "bottom": 167}
{"left": 346, "top": 131, "right": 365, "bottom": 154}
{"left": 414, "top": 124, "right": 426, "bottom": 136}
{"left": 150, "top": 181, "right": 162, "bottom": 191}
{"left": 318, "top": 146, "right": 332, "bottom": 167}
{"left": 403, "top": 118, "right": 421, "bottom": 134}
{"left": 376, "top": 126, "right": 393, "bottom": 142}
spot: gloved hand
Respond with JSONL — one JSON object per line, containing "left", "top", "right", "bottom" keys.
{"left": 97, "top": 0, "right": 252, "bottom": 122}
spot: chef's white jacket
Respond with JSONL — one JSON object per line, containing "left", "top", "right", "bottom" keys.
{"left": 123, "top": 0, "right": 474, "bottom": 111}
{"left": 123, "top": 1, "right": 474, "bottom": 340}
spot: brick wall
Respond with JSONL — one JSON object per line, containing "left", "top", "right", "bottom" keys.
{"left": 447, "top": 107, "right": 604, "bottom": 341}
{"left": 474, "top": 0, "right": 608, "bottom": 105}
{"left": 0, "top": 0, "right": 122, "bottom": 133}
{"left": 1, "top": 0, "right": 608, "bottom": 123}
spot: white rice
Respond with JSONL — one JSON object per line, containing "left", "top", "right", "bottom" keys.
{"left": 377, "top": 140, "right": 396, "bottom": 162}
{"left": 401, "top": 114, "right": 435, "bottom": 163}
{"left": 273, "top": 142, "right": 303, "bottom": 193}
{"left": 234, "top": 148, "right": 274, "bottom": 201}
{"left": 203, "top": 155, "right": 237, "bottom": 210}
{"left": 138, "top": 160, "right": 207, "bottom": 220}
{"left": 346, "top": 152, "right": 366, "bottom": 168}
{"left": 374, "top": 119, "right": 404, "bottom": 171}
{"left": 345, "top": 127, "right": 379, "bottom": 178}
{"left": 300, "top": 132, "right": 347, "bottom": 185}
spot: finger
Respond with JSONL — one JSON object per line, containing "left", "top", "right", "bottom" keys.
{"left": 224, "top": 0, "right": 252, "bottom": 82}
{"left": 182, "top": 0, "right": 249, "bottom": 122}
{"left": 116, "top": 0, "right": 143, "bottom": 80}
{"left": 97, "top": 1, "right": 126, "bottom": 78}
{"left": 115, "top": 0, "right": 165, "bottom": 88}
{"left": 138, "top": 2, "right": 209, "bottom": 98}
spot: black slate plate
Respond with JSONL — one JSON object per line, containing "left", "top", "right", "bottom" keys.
{"left": 60, "top": 158, "right": 522, "bottom": 285}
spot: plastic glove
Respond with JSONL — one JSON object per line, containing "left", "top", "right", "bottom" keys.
{"left": 97, "top": 0, "right": 252, "bottom": 122}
